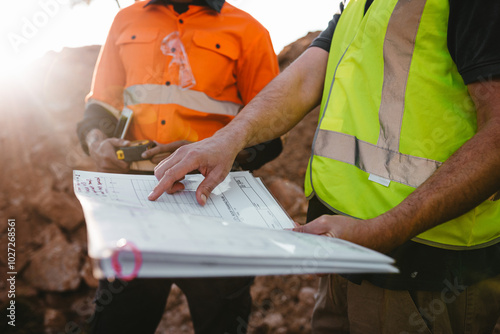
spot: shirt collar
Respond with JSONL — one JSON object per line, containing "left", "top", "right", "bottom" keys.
{"left": 145, "top": 0, "right": 225, "bottom": 13}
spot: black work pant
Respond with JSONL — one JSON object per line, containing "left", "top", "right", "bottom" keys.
{"left": 89, "top": 276, "right": 254, "bottom": 334}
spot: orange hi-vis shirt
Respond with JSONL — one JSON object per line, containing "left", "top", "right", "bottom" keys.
{"left": 86, "top": 1, "right": 279, "bottom": 144}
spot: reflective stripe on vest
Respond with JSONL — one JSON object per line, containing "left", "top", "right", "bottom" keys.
{"left": 314, "top": 0, "right": 435, "bottom": 189}
{"left": 314, "top": 130, "right": 441, "bottom": 188}
{"left": 123, "top": 84, "right": 242, "bottom": 116}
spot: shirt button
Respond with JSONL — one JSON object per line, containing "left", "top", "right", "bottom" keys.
{"left": 161, "top": 120, "right": 166, "bottom": 125}
{"left": 179, "top": 19, "right": 184, "bottom": 24}
{"left": 131, "top": 35, "right": 136, "bottom": 40}
{"left": 215, "top": 43, "right": 220, "bottom": 49}
{"left": 165, "top": 81, "right": 171, "bottom": 86}
{"left": 410, "top": 271, "right": 418, "bottom": 278}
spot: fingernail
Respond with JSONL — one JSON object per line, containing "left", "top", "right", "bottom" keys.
{"left": 148, "top": 191, "right": 154, "bottom": 199}
{"left": 141, "top": 152, "right": 147, "bottom": 158}
{"left": 200, "top": 194, "right": 207, "bottom": 205}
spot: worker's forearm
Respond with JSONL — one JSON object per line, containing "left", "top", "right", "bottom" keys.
{"left": 216, "top": 47, "right": 328, "bottom": 149}
{"left": 367, "top": 80, "right": 500, "bottom": 253}
{"left": 373, "top": 125, "right": 500, "bottom": 250}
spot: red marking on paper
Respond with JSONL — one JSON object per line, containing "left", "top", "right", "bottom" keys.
{"left": 111, "top": 239, "right": 142, "bottom": 281}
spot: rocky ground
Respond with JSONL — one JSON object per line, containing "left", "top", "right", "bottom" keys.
{"left": 0, "top": 32, "right": 321, "bottom": 334}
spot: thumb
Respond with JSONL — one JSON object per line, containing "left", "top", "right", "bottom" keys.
{"left": 195, "top": 182, "right": 212, "bottom": 206}
{"left": 292, "top": 220, "right": 333, "bottom": 237}
{"left": 195, "top": 173, "right": 225, "bottom": 206}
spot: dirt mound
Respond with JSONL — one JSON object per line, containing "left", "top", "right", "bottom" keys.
{"left": 0, "top": 31, "right": 321, "bottom": 334}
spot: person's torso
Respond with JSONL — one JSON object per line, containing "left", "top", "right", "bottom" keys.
{"left": 305, "top": 0, "right": 500, "bottom": 249}
{"left": 114, "top": 3, "right": 248, "bottom": 143}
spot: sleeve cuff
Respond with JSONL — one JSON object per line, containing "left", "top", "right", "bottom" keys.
{"left": 237, "top": 137, "right": 283, "bottom": 171}
{"left": 76, "top": 103, "right": 118, "bottom": 155}
{"left": 460, "top": 62, "right": 500, "bottom": 85}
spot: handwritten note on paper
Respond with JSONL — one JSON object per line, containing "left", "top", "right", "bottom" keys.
{"left": 74, "top": 170, "right": 294, "bottom": 230}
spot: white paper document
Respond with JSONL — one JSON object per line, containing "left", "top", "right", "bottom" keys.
{"left": 74, "top": 170, "right": 293, "bottom": 230}
{"left": 73, "top": 170, "right": 398, "bottom": 279}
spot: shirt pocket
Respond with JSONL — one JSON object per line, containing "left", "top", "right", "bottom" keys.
{"left": 190, "top": 30, "right": 240, "bottom": 97}
{"left": 116, "top": 28, "right": 160, "bottom": 82}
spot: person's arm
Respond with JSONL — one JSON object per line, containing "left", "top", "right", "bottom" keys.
{"left": 294, "top": 79, "right": 500, "bottom": 253}
{"left": 231, "top": 23, "right": 283, "bottom": 172}
{"left": 77, "top": 102, "right": 120, "bottom": 153}
{"left": 77, "top": 12, "right": 129, "bottom": 173}
{"left": 148, "top": 46, "right": 329, "bottom": 203}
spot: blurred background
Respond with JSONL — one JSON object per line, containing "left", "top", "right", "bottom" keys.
{"left": 0, "top": 1, "right": 340, "bottom": 333}
{"left": 0, "top": 0, "right": 339, "bottom": 77}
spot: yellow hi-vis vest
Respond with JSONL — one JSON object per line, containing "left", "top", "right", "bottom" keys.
{"left": 305, "top": 0, "right": 500, "bottom": 250}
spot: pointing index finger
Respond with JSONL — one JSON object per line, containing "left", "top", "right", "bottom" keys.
{"left": 148, "top": 152, "right": 198, "bottom": 201}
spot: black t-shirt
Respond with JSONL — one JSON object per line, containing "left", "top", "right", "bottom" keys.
{"left": 311, "top": 0, "right": 500, "bottom": 84}
{"left": 307, "top": 0, "right": 500, "bottom": 291}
